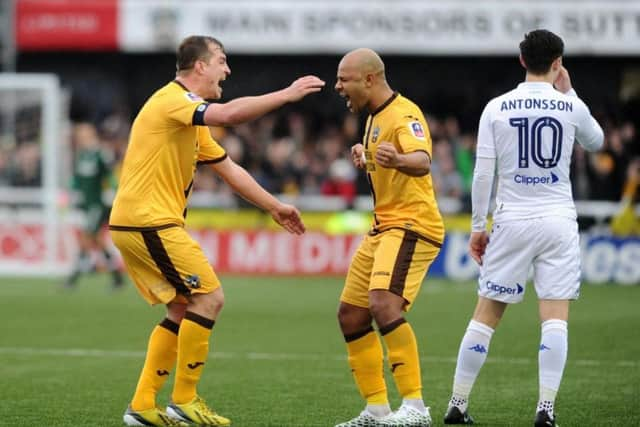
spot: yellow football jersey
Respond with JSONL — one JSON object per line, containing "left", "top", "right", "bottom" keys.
{"left": 110, "top": 81, "right": 227, "bottom": 229}
{"left": 362, "top": 93, "right": 444, "bottom": 246}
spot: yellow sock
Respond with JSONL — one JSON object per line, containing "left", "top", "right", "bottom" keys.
{"left": 131, "top": 318, "right": 180, "bottom": 411}
{"left": 345, "top": 326, "right": 388, "bottom": 405}
{"left": 380, "top": 318, "right": 422, "bottom": 399}
{"left": 172, "top": 311, "right": 215, "bottom": 404}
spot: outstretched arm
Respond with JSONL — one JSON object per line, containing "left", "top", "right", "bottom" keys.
{"left": 210, "top": 158, "right": 306, "bottom": 234}
{"left": 204, "top": 76, "right": 324, "bottom": 126}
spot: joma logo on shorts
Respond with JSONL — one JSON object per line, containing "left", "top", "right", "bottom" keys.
{"left": 373, "top": 271, "right": 390, "bottom": 277}
{"left": 486, "top": 280, "right": 524, "bottom": 295}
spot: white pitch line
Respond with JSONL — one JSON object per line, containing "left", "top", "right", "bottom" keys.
{"left": 0, "top": 346, "right": 637, "bottom": 368}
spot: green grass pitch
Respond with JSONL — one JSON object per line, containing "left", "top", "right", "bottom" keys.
{"left": 0, "top": 275, "right": 638, "bottom": 426}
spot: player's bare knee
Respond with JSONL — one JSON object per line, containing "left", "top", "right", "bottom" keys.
{"left": 538, "top": 299, "right": 569, "bottom": 322}
{"left": 338, "top": 302, "right": 371, "bottom": 334}
{"left": 166, "top": 301, "right": 188, "bottom": 323}
{"left": 205, "top": 290, "right": 225, "bottom": 316}
{"left": 337, "top": 303, "right": 356, "bottom": 328}
{"left": 189, "top": 289, "right": 225, "bottom": 319}
{"left": 369, "top": 290, "right": 404, "bottom": 326}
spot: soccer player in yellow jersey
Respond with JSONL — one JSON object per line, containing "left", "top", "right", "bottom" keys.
{"left": 111, "top": 35, "right": 324, "bottom": 427}
{"left": 334, "top": 48, "right": 444, "bottom": 427}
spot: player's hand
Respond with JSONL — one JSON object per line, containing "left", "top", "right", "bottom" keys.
{"left": 284, "top": 76, "right": 325, "bottom": 102}
{"left": 554, "top": 66, "right": 573, "bottom": 94}
{"left": 469, "top": 231, "right": 489, "bottom": 265}
{"left": 270, "top": 203, "right": 306, "bottom": 235}
{"left": 351, "top": 143, "right": 366, "bottom": 169}
{"left": 375, "top": 142, "right": 400, "bottom": 168}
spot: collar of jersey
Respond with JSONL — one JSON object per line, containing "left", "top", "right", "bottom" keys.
{"left": 517, "top": 81, "right": 554, "bottom": 90}
{"left": 172, "top": 79, "right": 191, "bottom": 92}
{"left": 370, "top": 91, "right": 399, "bottom": 116}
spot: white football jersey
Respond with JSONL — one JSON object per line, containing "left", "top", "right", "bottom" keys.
{"left": 477, "top": 82, "right": 603, "bottom": 222}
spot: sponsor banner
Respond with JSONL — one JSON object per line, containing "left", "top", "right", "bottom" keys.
{"left": 192, "top": 229, "right": 362, "bottom": 275}
{"left": 429, "top": 232, "right": 640, "bottom": 285}
{"left": 580, "top": 235, "right": 640, "bottom": 285}
{"left": 119, "top": 0, "right": 640, "bottom": 55}
{"left": 0, "top": 222, "right": 76, "bottom": 274}
{"left": 16, "top": 0, "right": 118, "bottom": 50}
{"left": 1, "top": 220, "right": 638, "bottom": 284}
{"left": 166, "top": 229, "right": 640, "bottom": 284}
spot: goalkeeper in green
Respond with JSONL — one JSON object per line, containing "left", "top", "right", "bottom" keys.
{"left": 64, "top": 122, "right": 124, "bottom": 289}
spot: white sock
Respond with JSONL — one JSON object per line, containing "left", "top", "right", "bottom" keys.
{"left": 402, "top": 398, "right": 427, "bottom": 414}
{"left": 365, "top": 403, "right": 391, "bottom": 418}
{"left": 450, "top": 319, "right": 494, "bottom": 411}
{"left": 538, "top": 319, "right": 568, "bottom": 417}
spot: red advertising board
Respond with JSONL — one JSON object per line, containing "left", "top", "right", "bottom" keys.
{"left": 0, "top": 223, "right": 71, "bottom": 263}
{"left": 193, "top": 229, "right": 362, "bottom": 275}
{"left": 1, "top": 221, "right": 638, "bottom": 283}
{"left": 16, "top": 0, "right": 118, "bottom": 50}
{"left": 0, "top": 224, "right": 362, "bottom": 275}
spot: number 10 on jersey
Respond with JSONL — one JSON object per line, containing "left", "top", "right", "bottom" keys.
{"left": 510, "top": 116, "right": 563, "bottom": 169}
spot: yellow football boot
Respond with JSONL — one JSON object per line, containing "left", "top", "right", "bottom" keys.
{"left": 123, "top": 405, "right": 189, "bottom": 426}
{"left": 166, "top": 396, "right": 231, "bottom": 426}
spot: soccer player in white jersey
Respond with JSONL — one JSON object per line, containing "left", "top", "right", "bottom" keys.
{"left": 443, "top": 29, "right": 604, "bottom": 427}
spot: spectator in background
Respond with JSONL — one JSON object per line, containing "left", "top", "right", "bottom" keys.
{"left": 64, "top": 122, "right": 124, "bottom": 290}
{"left": 454, "top": 133, "right": 476, "bottom": 207}
{"left": 8, "top": 141, "right": 41, "bottom": 187}
{"left": 586, "top": 128, "right": 627, "bottom": 200}
{"left": 259, "top": 136, "right": 300, "bottom": 194}
{"left": 321, "top": 157, "right": 357, "bottom": 207}
{"left": 611, "top": 158, "right": 640, "bottom": 236}
{"left": 0, "top": 147, "right": 11, "bottom": 185}
{"left": 431, "top": 140, "right": 464, "bottom": 200}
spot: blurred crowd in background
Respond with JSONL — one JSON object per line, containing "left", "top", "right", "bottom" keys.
{"left": 1, "top": 99, "right": 639, "bottom": 213}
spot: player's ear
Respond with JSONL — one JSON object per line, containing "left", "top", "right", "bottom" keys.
{"left": 519, "top": 54, "right": 527, "bottom": 70}
{"left": 194, "top": 59, "right": 205, "bottom": 75}
{"left": 364, "top": 73, "right": 374, "bottom": 88}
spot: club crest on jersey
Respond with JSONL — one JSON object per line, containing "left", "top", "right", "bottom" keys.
{"left": 185, "top": 92, "right": 203, "bottom": 102}
{"left": 409, "top": 121, "right": 425, "bottom": 139}
{"left": 372, "top": 126, "right": 380, "bottom": 143}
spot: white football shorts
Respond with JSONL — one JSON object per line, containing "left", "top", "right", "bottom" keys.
{"left": 477, "top": 216, "right": 580, "bottom": 303}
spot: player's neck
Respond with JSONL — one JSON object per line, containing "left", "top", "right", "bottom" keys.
{"left": 175, "top": 75, "right": 204, "bottom": 97}
{"left": 367, "top": 85, "right": 395, "bottom": 114}
{"left": 524, "top": 72, "right": 554, "bottom": 85}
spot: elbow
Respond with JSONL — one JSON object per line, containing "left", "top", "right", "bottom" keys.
{"left": 420, "top": 156, "right": 431, "bottom": 176}
{"left": 406, "top": 165, "right": 429, "bottom": 177}
{"left": 595, "top": 130, "right": 605, "bottom": 150}
{"left": 589, "top": 123, "right": 605, "bottom": 152}
{"left": 414, "top": 153, "right": 430, "bottom": 176}
{"left": 588, "top": 132, "right": 605, "bottom": 152}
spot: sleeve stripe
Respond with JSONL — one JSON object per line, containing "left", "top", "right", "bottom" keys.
{"left": 192, "top": 102, "right": 210, "bottom": 126}
{"left": 197, "top": 154, "right": 228, "bottom": 165}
